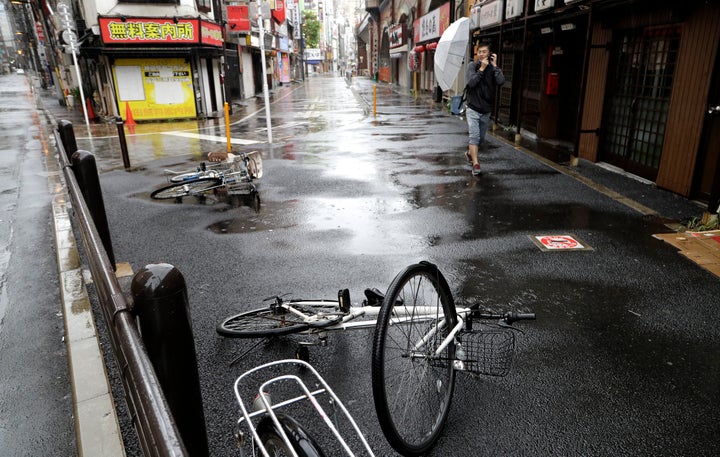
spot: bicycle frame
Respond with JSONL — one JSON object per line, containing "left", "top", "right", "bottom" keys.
{"left": 283, "top": 301, "right": 473, "bottom": 360}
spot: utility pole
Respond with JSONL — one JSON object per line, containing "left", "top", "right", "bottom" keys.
{"left": 56, "top": 1, "right": 89, "bottom": 127}
{"left": 256, "top": 0, "right": 273, "bottom": 143}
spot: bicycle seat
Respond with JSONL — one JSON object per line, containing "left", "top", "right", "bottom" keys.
{"left": 364, "top": 288, "right": 385, "bottom": 306}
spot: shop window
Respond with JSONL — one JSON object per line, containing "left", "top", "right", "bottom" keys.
{"left": 520, "top": 47, "right": 542, "bottom": 134}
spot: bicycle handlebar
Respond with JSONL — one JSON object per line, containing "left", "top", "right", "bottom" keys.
{"left": 475, "top": 311, "right": 536, "bottom": 324}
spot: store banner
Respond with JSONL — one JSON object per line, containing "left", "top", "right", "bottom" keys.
{"left": 506, "top": 0, "right": 523, "bottom": 19}
{"left": 272, "top": 0, "right": 286, "bottom": 24}
{"left": 389, "top": 23, "right": 407, "bottom": 48}
{"left": 227, "top": 6, "right": 251, "bottom": 33}
{"left": 200, "top": 21, "right": 222, "bottom": 47}
{"left": 414, "top": 2, "right": 450, "bottom": 43}
{"left": 99, "top": 17, "right": 215, "bottom": 45}
{"left": 534, "top": 0, "right": 555, "bottom": 13}
{"left": 480, "top": 0, "right": 503, "bottom": 28}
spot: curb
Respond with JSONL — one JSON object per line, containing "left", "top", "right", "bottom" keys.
{"left": 39, "top": 91, "right": 127, "bottom": 456}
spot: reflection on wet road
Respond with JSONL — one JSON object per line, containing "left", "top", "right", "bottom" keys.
{"left": 93, "top": 75, "right": 720, "bottom": 457}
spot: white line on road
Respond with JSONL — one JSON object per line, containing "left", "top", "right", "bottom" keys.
{"left": 162, "top": 131, "right": 261, "bottom": 145}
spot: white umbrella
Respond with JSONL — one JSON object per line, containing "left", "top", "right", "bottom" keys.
{"left": 434, "top": 17, "right": 470, "bottom": 91}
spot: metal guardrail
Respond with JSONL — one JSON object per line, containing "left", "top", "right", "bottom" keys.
{"left": 54, "top": 128, "right": 187, "bottom": 456}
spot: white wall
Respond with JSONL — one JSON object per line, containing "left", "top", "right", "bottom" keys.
{"left": 241, "top": 50, "right": 255, "bottom": 99}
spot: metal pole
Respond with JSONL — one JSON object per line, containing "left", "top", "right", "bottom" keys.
{"left": 131, "top": 264, "right": 209, "bottom": 457}
{"left": 71, "top": 48, "right": 90, "bottom": 127}
{"left": 57, "top": 119, "right": 78, "bottom": 160}
{"left": 257, "top": 0, "right": 273, "bottom": 144}
{"left": 224, "top": 102, "right": 232, "bottom": 153}
{"left": 115, "top": 117, "right": 130, "bottom": 169}
{"left": 70, "top": 150, "right": 116, "bottom": 269}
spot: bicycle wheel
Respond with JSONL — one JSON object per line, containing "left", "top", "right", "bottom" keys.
{"left": 256, "top": 413, "right": 326, "bottom": 457}
{"left": 151, "top": 177, "right": 221, "bottom": 200}
{"left": 217, "top": 306, "right": 310, "bottom": 338}
{"left": 371, "top": 261, "right": 457, "bottom": 456}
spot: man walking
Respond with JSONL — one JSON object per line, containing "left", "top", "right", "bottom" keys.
{"left": 465, "top": 43, "right": 505, "bottom": 176}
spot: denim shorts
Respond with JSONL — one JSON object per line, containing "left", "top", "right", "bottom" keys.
{"left": 466, "top": 108, "right": 490, "bottom": 146}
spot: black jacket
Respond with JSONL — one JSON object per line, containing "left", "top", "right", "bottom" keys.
{"left": 465, "top": 61, "right": 505, "bottom": 114}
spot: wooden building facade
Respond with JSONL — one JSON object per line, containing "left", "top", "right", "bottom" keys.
{"left": 360, "top": 0, "right": 719, "bottom": 211}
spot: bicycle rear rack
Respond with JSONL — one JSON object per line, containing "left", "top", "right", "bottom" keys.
{"left": 234, "top": 359, "right": 374, "bottom": 457}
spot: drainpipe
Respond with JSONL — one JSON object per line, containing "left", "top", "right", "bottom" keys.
{"left": 571, "top": 4, "right": 594, "bottom": 167}
{"left": 513, "top": 0, "right": 531, "bottom": 144}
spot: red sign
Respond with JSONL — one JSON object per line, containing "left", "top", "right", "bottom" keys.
{"left": 35, "top": 21, "right": 45, "bottom": 41}
{"left": 389, "top": 23, "right": 407, "bottom": 48}
{"left": 98, "top": 17, "right": 222, "bottom": 47}
{"left": 272, "top": 0, "right": 286, "bottom": 24}
{"left": 536, "top": 235, "right": 583, "bottom": 250}
{"left": 200, "top": 20, "right": 222, "bottom": 47}
{"left": 546, "top": 72, "right": 559, "bottom": 95}
{"left": 227, "top": 6, "right": 250, "bottom": 33}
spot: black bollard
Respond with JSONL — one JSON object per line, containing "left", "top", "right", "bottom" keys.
{"left": 131, "top": 264, "right": 209, "bottom": 457}
{"left": 57, "top": 119, "right": 78, "bottom": 160}
{"left": 115, "top": 116, "right": 131, "bottom": 169}
{"left": 70, "top": 150, "right": 116, "bottom": 270}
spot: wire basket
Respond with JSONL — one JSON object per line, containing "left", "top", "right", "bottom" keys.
{"left": 457, "top": 327, "right": 515, "bottom": 377}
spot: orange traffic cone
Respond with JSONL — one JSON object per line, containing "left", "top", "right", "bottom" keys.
{"left": 124, "top": 101, "right": 136, "bottom": 126}
{"left": 85, "top": 98, "right": 96, "bottom": 120}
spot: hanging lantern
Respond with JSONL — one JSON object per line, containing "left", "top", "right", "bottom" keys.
{"left": 414, "top": 45, "right": 426, "bottom": 53}
{"left": 426, "top": 42, "right": 438, "bottom": 51}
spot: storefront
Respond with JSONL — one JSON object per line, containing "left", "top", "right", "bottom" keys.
{"left": 94, "top": 16, "right": 224, "bottom": 122}
{"left": 413, "top": 2, "right": 451, "bottom": 92}
{"left": 388, "top": 22, "right": 409, "bottom": 88}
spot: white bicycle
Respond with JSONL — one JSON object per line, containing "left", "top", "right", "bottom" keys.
{"left": 219, "top": 261, "right": 535, "bottom": 456}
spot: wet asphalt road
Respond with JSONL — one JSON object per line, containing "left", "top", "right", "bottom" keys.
{"left": 51, "top": 75, "right": 720, "bottom": 455}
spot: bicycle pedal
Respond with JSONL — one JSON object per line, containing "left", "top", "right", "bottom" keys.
{"left": 338, "top": 289, "right": 351, "bottom": 313}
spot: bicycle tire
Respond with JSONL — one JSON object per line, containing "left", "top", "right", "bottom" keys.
{"left": 256, "top": 413, "right": 326, "bottom": 457}
{"left": 216, "top": 307, "right": 310, "bottom": 338}
{"left": 151, "top": 177, "right": 222, "bottom": 200}
{"left": 217, "top": 300, "right": 344, "bottom": 338}
{"left": 247, "top": 155, "right": 263, "bottom": 179}
{"left": 371, "top": 261, "right": 457, "bottom": 456}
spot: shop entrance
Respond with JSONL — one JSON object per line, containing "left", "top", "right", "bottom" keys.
{"left": 693, "top": 46, "right": 720, "bottom": 211}
{"left": 252, "top": 51, "right": 263, "bottom": 95}
{"left": 600, "top": 25, "right": 681, "bottom": 180}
